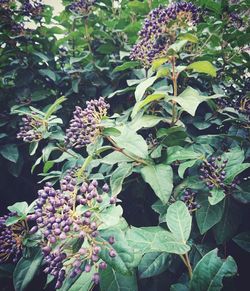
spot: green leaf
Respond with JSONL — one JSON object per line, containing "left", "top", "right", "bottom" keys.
{"left": 100, "top": 266, "right": 138, "bottom": 291}
{"left": 170, "top": 283, "right": 189, "bottom": 291}
{"left": 39, "top": 69, "right": 57, "bottom": 81}
{"left": 152, "top": 57, "right": 169, "bottom": 71}
{"left": 112, "top": 126, "right": 148, "bottom": 159}
{"left": 110, "top": 162, "right": 133, "bottom": 196}
{"left": 131, "top": 93, "right": 166, "bottom": 118}
{"left": 0, "top": 144, "right": 19, "bottom": 163}
{"left": 99, "top": 228, "right": 135, "bottom": 274}
{"left": 130, "top": 115, "right": 168, "bottom": 131}
{"left": 13, "top": 248, "right": 43, "bottom": 291}
{"left": 196, "top": 194, "right": 224, "bottom": 235}
{"left": 7, "top": 202, "right": 28, "bottom": 216}
{"left": 187, "top": 61, "right": 217, "bottom": 77}
{"left": 166, "top": 146, "right": 202, "bottom": 164}
{"left": 126, "top": 227, "right": 190, "bottom": 255}
{"left": 179, "top": 33, "right": 198, "bottom": 43}
{"left": 138, "top": 252, "right": 172, "bottom": 278}
{"left": 127, "top": 0, "right": 149, "bottom": 14}
{"left": 233, "top": 232, "right": 250, "bottom": 252}
{"left": 45, "top": 96, "right": 66, "bottom": 119}
{"left": 99, "top": 205, "right": 123, "bottom": 230}
{"left": 113, "top": 61, "right": 139, "bottom": 72}
{"left": 178, "top": 160, "right": 197, "bottom": 178}
{"left": 141, "top": 164, "right": 173, "bottom": 204}
{"left": 67, "top": 269, "right": 94, "bottom": 291}
{"left": 165, "top": 201, "right": 191, "bottom": 243}
{"left": 224, "top": 163, "right": 250, "bottom": 183}
{"left": 170, "top": 87, "right": 222, "bottom": 116}
{"left": 5, "top": 216, "right": 21, "bottom": 226}
{"left": 190, "top": 249, "right": 237, "bottom": 291}
{"left": 102, "top": 127, "right": 121, "bottom": 137}
{"left": 135, "top": 76, "right": 158, "bottom": 102}
{"left": 168, "top": 40, "right": 188, "bottom": 54}
{"left": 208, "top": 188, "right": 225, "bottom": 205}
{"left": 29, "top": 142, "right": 39, "bottom": 156}
{"left": 101, "top": 152, "right": 133, "bottom": 165}
{"left": 213, "top": 198, "right": 242, "bottom": 244}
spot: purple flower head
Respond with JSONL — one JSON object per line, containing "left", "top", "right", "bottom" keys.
{"left": 21, "top": 0, "right": 44, "bottom": 18}
{"left": 17, "top": 113, "right": 44, "bottom": 143}
{"left": 68, "top": 0, "right": 96, "bottom": 15}
{"left": 65, "top": 97, "right": 110, "bottom": 149}
{"left": 34, "top": 175, "right": 115, "bottom": 289}
{"left": 0, "top": 212, "right": 26, "bottom": 263}
{"left": 130, "top": 2, "right": 200, "bottom": 67}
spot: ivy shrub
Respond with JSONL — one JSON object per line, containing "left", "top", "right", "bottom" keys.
{"left": 0, "top": 0, "right": 250, "bottom": 291}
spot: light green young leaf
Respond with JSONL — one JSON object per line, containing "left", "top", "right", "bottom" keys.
{"left": 187, "top": 61, "right": 217, "bottom": 77}
{"left": 134, "top": 76, "right": 158, "bottom": 102}
{"left": 170, "top": 87, "right": 223, "bottom": 116}
{"left": 131, "top": 93, "right": 166, "bottom": 118}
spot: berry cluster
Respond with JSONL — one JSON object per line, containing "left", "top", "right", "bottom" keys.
{"left": 130, "top": 2, "right": 199, "bottom": 67}
{"left": 199, "top": 156, "right": 240, "bottom": 194}
{"left": 228, "top": 12, "right": 243, "bottom": 28}
{"left": 0, "top": 212, "right": 26, "bottom": 263}
{"left": 65, "top": 97, "right": 110, "bottom": 149}
{"left": 29, "top": 175, "right": 116, "bottom": 289}
{"left": 17, "top": 114, "right": 44, "bottom": 142}
{"left": 0, "top": 0, "right": 11, "bottom": 10}
{"left": 180, "top": 189, "right": 200, "bottom": 212}
{"left": 11, "top": 22, "right": 25, "bottom": 35}
{"left": 21, "top": 0, "right": 44, "bottom": 19}
{"left": 68, "top": 0, "right": 96, "bottom": 15}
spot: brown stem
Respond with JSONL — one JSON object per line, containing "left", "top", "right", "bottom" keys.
{"left": 84, "top": 17, "right": 92, "bottom": 54}
{"left": 105, "top": 136, "right": 149, "bottom": 166}
{"left": 184, "top": 253, "right": 193, "bottom": 278}
{"left": 171, "top": 56, "right": 178, "bottom": 126}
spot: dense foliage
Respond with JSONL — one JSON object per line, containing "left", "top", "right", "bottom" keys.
{"left": 0, "top": 0, "right": 250, "bottom": 290}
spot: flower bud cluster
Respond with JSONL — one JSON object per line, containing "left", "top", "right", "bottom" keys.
{"left": 65, "top": 97, "right": 110, "bottom": 149}
{"left": 0, "top": 212, "right": 25, "bottom": 263}
{"left": 130, "top": 2, "right": 199, "bottom": 67}
{"left": 17, "top": 114, "right": 44, "bottom": 142}
{"left": 21, "top": 0, "right": 44, "bottom": 19}
{"left": 180, "top": 188, "right": 200, "bottom": 212}
{"left": 30, "top": 173, "right": 116, "bottom": 289}
{"left": 68, "top": 0, "right": 96, "bottom": 16}
{"left": 199, "top": 156, "right": 240, "bottom": 194}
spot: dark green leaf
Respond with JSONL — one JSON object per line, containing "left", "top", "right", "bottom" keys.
{"left": 138, "top": 252, "right": 172, "bottom": 278}
{"left": 190, "top": 249, "right": 237, "bottom": 291}
{"left": 141, "top": 164, "right": 173, "bottom": 204}
{"left": 13, "top": 248, "right": 43, "bottom": 291}
{"left": 233, "top": 232, "right": 250, "bottom": 252}
{"left": 196, "top": 194, "right": 224, "bottom": 235}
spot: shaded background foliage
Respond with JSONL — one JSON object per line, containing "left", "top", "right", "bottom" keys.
{"left": 0, "top": 0, "right": 250, "bottom": 290}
